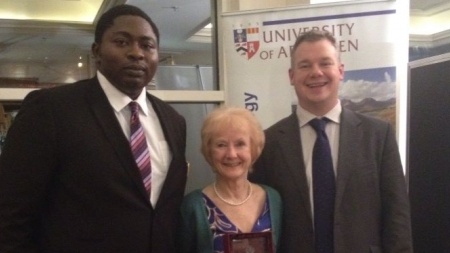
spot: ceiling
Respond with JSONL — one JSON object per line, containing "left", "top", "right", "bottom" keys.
{"left": 411, "top": 0, "right": 443, "bottom": 10}
{"left": 0, "top": 0, "right": 212, "bottom": 84}
{"left": 0, "top": 0, "right": 449, "bottom": 84}
{"left": 410, "top": 0, "right": 450, "bottom": 41}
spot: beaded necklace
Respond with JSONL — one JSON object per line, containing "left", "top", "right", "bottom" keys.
{"left": 213, "top": 181, "right": 253, "bottom": 206}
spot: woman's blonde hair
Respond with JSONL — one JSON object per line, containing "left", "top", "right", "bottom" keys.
{"left": 201, "top": 107, "right": 265, "bottom": 171}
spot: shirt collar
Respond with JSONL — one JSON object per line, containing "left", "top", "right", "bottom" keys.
{"left": 296, "top": 100, "right": 341, "bottom": 127}
{"left": 97, "top": 70, "right": 149, "bottom": 115}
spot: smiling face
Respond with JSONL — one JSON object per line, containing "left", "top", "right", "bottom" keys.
{"left": 209, "top": 127, "right": 253, "bottom": 180}
{"left": 289, "top": 38, "right": 344, "bottom": 116}
{"left": 92, "top": 15, "right": 159, "bottom": 100}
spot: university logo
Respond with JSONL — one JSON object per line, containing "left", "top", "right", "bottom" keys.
{"left": 233, "top": 27, "right": 260, "bottom": 60}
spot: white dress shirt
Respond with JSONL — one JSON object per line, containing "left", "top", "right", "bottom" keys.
{"left": 97, "top": 71, "right": 172, "bottom": 207}
{"left": 296, "top": 101, "right": 341, "bottom": 218}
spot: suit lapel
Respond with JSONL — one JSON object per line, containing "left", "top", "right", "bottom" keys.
{"left": 147, "top": 95, "right": 178, "bottom": 154}
{"left": 335, "top": 109, "right": 362, "bottom": 210}
{"left": 85, "top": 79, "right": 152, "bottom": 205}
{"left": 146, "top": 94, "right": 182, "bottom": 208}
{"left": 277, "top": 114, "right": 312, "bottom": 219}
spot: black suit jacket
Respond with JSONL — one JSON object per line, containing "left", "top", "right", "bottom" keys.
{"left": 0, "top": 78, "right": 188, "bottom": 253}
{"left": 250, "top": 109, "right": 413, "bottom": 253}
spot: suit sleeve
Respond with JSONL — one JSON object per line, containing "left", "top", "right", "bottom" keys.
{"left": 380, "top": 124, "right": 413, "bottom": 252}
{"left": 250, "top": 132, "right": 272, "bottom": 184}
{"left": 0, "top": 90, "right": 58, "bottom": 252}
{"left": 251, "top": 155, "right": 267, "bottom": 184}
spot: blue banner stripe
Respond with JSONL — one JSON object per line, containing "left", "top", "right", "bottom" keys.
{"left": 262, "top": 9, "right": 396, "bottom": 26}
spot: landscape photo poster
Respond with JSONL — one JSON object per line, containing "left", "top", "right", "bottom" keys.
{"left": 221, "top": 0, "right": 404, "bottom": 129}
{"left": 340, "top": 66, "right": 397, "bottom": 127}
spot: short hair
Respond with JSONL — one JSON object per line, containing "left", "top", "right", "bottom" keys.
{"left": 201, "top": 107, "right": 265, "bottom": 172}
{"left": 291, "top": 30, "right": 338, "bottom": 66}
{"left": 94, "top": 4, "right": 160, "bottom": 44}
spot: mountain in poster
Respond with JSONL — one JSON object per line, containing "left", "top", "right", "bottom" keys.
{"left": 339, "top": 67, "right": 397, "bottom": 126}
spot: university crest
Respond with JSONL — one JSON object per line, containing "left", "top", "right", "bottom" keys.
{"left": 233, "top": 27, "right": 260, "bottom": 60}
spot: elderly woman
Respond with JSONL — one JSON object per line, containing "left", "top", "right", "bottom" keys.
{"left": 178, "top": 107, "right": 282, "bottom": 253}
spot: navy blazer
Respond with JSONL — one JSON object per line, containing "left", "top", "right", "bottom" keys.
{"left": 0, "top": 77, "right": 188, "bottom": 253}
{"left": 250, "top": 109, "right": 412, "bottom": 253}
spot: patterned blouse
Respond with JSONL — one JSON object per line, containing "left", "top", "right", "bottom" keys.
{"left": 202, "top": 193, "right": 272, "bottom": 253}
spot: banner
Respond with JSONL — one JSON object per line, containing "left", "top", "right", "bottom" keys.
{"left": 222, "top": 0, "right": 402, "bottom": 128}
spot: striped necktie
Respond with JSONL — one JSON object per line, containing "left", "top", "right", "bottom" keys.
{"left": 129, "top": 101, "right": 152, "bottom": 194}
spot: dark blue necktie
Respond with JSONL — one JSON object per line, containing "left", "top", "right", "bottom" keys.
{"left": 310, "top": 118, "right": 335, "bottom": 253}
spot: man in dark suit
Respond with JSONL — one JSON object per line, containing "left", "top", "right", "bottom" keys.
{"left": 0, "top": 5, "right": 188, "bottom": 253}
{"left": 250, "top": 31, "right": 413, "bottom": 253}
